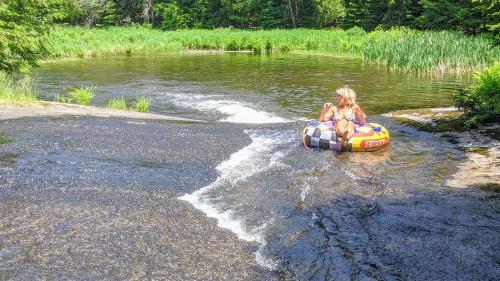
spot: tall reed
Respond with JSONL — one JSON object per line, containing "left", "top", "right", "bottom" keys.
{"left": 46, "top": 26, "right": 499, "bottom": 73}
{"left": 107, "top": 97, "right": 128, "bottom": 110}
{"left": 134, "top": 97, "right": 151, "bottom": 112}
{"left": 362, "top": 28, "right": 498, "bottom": 73}
{"left": 0, "top": 72, "right": 39, "bottom": 105}
{"left": 68, "top": 86, "right": 95, "bottom": 105}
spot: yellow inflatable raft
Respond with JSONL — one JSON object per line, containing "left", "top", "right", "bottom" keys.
{"left": 302, "top": 120, "right": 390, "bottom": 152}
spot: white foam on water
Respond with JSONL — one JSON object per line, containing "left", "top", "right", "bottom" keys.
{"left": 268, "top": 150, "right": 291, "bottom": 169}
{"left": 179, "top": 130, "right": 295, "bottom": 268}
{"left": 255, "top": 238, "right": 279, "bottom": 270}
{"left": 343, "top": 169, "right": 361, "bottom": 181}
{"left": 300, "top": 182, "right": 312, "bottom": 202}
{"left": 162, "top": 92, "right": 291, "bottom": 123}
{"left": 299, "top": 161, "right": 333, "bottom": 202}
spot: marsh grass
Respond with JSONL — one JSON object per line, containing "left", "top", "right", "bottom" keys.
{"left": 362, "top": 29, "right": 498, "bottom": 73}
{"left": 134, "top": 97, "right": 150, "bottom": 112}
{"left": 107, "top": 97, "right": 128, "bottom": 110}
{"left": 0, "top": 72, "right": 39, "bottom": 105}
{"left": 54, "top": 93, "right": 74, "bottom": 103}
{"left": 47, "top": 26, "right": 499, "bottom": 73}
{"left": 68, "top": 86, "right": 95, "bottom": 105}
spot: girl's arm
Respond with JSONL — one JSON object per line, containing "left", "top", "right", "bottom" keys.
{"left": 353, "top": 104, "right": 366, "bottom": 125}
{"left": 319, "top": 103, "right": 335, "bottom": 122}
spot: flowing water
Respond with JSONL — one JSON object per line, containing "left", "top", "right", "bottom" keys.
{"left": 2, "top": 54, "right": 498, "bottom": 280}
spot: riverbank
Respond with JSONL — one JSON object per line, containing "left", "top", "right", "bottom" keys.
{"left": 0, "top": 101, "right": 202, "bottom": 122}
{"left": 383, "top": 107, "right": 500, "bottom": 190}
{"left": 47, "top": 26, "right": 499, "bottom": 74}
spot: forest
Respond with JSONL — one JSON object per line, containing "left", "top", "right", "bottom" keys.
{"left": 30, "top": 0, "right": 499, "bottom": 33}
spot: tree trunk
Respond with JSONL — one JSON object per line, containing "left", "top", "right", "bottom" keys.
{"left": 294, "top": 0, "right": 298, "bottom": 22}
{"left": 287, "top": 0, "right": 296, "bottom": 27}
{"left": 142, "top": 0, "right": 153, "bottom": 24}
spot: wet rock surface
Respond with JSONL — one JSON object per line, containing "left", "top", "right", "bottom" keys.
{"left": 0, "top": 101, "right": 200, "bottom": 122}
{"left": 270, "top": 188, "right": 500, "bottom": 281}
{"left": 383, "top": 108, "right": 500, "bottom": 189}
{"left": 1, "top": 112, "right": 499, "bottom": 281}
{"left": 0, "top": 117, "right": 275, "bottom": 281}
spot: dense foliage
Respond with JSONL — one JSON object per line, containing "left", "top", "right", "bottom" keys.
{"left": 454, "top": 63, "right": 500, "bottom": 127}
{"left": 2, "top": 0, "right": 498, "bottom": 74}
{"left": 0, "top": 0, "right": 64, "bottom": 74}
{"left": 46, "top": 0, "right": 498, "bottom": 33}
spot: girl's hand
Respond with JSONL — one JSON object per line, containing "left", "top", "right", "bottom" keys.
{"left": 323, "top": 102, "right": 333, "bottom": 109}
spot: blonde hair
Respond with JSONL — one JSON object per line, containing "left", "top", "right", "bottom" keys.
{"left": 336, "top": 86, "right": 356, "bottom": 106}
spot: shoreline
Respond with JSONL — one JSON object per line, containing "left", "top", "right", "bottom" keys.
{"left": 0, "top": 101, "right": 203, "bottom": 123}
{"left": 383, "top": 107, "right": 500, "bottom": 190}
{"left": 2, "top": 103, "right": 498, "bottom": 190}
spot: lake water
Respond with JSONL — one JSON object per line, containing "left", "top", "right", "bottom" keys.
{"left": 19, "top": 53, "right": 499, "bottom": 280}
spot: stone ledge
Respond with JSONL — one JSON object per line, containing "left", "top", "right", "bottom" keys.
{"left": 384, "top": 107, "right": 499, "bottom": 190}
{"left": 0, "top": 101, "right": 203, "bottom": 123}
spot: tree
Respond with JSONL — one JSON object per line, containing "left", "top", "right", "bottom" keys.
{"left": 157, "top": 2, "right": 187, "bottom": 30}
{"left": 382, "top": 0, "right": 422, "bottom": 28}
{"left": 58, "top": 0, "right": 117, "bottom": 27}
{"left": 0, "top": 0, "right": 62, "bottom": 74}
{"left": 473, "top": 0, "right": 500, "bottom": 34}
{"left": 256, "top": 0, "right": 287, "bottom": 28}
{"left": 115, "top": 0, "right": 149, "bottom": 24}
{"left": 343, "top": 0, "right": 387, "bottom": 31}
{"left": 314, "top": 0, "right": 345, "bottom": 27}
{"left": 417, "top": 0, "right": 484, "bottom": 33}
{"left": 142, "top": 0, "right": 154, "bottom": 24}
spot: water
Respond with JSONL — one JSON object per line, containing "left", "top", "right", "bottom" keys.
{"left": 3, "top": 54, "right": 498, "bottom": 280}
{"left": 34, "top": 54, "right": 466, "bottom": 120}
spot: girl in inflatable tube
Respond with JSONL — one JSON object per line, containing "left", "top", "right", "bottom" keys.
{"left": 319, "top": 86, "right": 366, "bottom": 144}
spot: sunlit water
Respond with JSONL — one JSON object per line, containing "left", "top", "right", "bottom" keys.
{"left": 25, "top": 54, "right": 499, "bottom": 280}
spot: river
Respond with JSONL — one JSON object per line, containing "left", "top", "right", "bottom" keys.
{"left": 1, "top": 54, "right": 498, "bottom": 280}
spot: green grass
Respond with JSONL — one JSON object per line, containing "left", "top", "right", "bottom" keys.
{"left": 0, "top": 72, "right": 39, "bottom": 105}
{"left": 68, "top": 86, "right": 95, "bottom": 105}
{"left": 107, "top": 97, "right": 128, "bottom": 110}
{"left": 54, "top": 93, "right": 74, "bottom": 103}
{"left": 134, "top": 97, "right": 151, "bottom": 112}
{"left": 46, "top": 25, "right": 499, "bottom": 73}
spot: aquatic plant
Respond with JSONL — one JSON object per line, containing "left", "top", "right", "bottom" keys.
{"left": 54, "top": 93, "right": 73, "bottom": 103}
{"left": 134, "top": 96, "right": 151, "bottom": 112}
{"left": 362, "top": 28, "right": 498, "bottom": 73}
{"left": 0, "top": 72, "right": 39, "bottom": 105}
{"left": 107, "top": 97, "right": 128, "bottom": 110}
{"left": 454, "top": 62, "right": 500, "bottom": 128}
{"left": 68, "top": 86, "right": 95, "bottom": 105}
{"left": 45, "top": 26, "right": 499, "bottom": 74}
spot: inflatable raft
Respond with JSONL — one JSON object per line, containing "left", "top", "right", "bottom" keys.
{"left": 302, "top": 120, "right": 390, "bottom": 152}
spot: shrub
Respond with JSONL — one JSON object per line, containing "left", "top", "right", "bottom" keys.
{"left": 0, "top": 72, "right": 38, "bottom": 104}
{"left": 134, "top": 96, "right": 151, "bottom": 112}
{"left": 158, "top": 3, "right": 187, "bottom": 30}
{"left": 107, "top": 97, "right": 127, "bottom": 110}
{"left": 68, "top": 86, "right": 95, "bottom": 105}
{"left": 454, "top": 63, "right": 500, "bottom": 128}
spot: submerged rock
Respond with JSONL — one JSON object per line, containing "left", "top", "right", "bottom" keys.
{"left": 383, "top": 107, "right": 500, "bottom": 189}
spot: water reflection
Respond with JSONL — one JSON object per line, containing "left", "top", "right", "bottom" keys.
{"left": 35, "top": 54, "right": 470, "bottom": 120}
